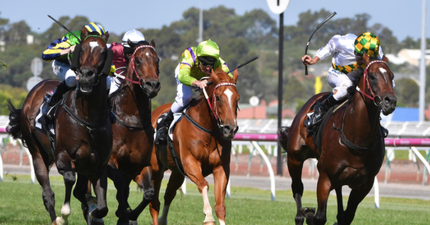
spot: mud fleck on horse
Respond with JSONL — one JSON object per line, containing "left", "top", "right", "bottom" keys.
{"left": 7, "top": 26, "right": 113, "bottom": 225}
{"left": 278, "top": 54, "right": 396, "bottom": 225}
{"left": 107, "top": 40, "right": 160, "bottom": 224}
{"left": 149, "top": 68, "right": 239, "bottom": 225}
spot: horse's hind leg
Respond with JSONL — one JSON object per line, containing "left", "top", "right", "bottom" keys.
{"left": 287, "top": 154, "right": 306, "bottom": 225}
{"left": 149, "top": 164, "right": 165, "bottom": 225}
{"left": 342, "top": 183, "right": 373, "bottom": 225}
{"left": 129, "top": 166, "right": 155, "bottom": 221}
{"left": 158, "top": 171, "right": 185, "bottom": 225}
{"left": 32, "top": 150, "right": 57, "bottom": 223}
{"left": 312, "top": 174, "right": 332, "bottom": 225}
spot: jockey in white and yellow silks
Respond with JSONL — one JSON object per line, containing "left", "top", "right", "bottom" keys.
{"left": 156, "top": 39, "right": 232, "bottom": 141}
{"left": 302, "top": 32, "right": 388, "bottom": 127}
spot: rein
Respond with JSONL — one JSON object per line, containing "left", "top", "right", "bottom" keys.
{"left": 356, "top": 60, "right": 387, "bottom": 104}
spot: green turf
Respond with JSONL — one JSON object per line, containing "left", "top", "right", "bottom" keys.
{"left": 0, "top": 175, "right": 429, "bottom": 224}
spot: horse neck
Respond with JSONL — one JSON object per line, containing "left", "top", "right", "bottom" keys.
{"left": 190, "top": 96, "right": 218, "bottom": 131}
{"left": 72, "top": 77, "right": 109, "bottom": 124}
{"left": 346, "top": 90, "right": 381, "bottom": 143}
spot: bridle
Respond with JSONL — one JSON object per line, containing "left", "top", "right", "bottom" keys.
{"left": 202, "top": 82, "right": 238, "bottom": 130}
{"left": 356, "top": 60, "right": 388, "bottom": 106}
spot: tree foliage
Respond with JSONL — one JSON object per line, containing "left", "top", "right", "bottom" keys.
{"left": 0, "top": 8, "right": 426, "bottom": 116}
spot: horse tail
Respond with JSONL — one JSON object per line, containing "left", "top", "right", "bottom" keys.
{"left": 6, "top": 100, "right": 23, "bottom": 141}
{"left": 278, "top": 126, "right": 290, "bottom": 152}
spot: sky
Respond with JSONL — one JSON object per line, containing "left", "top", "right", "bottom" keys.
{"left": 1, "top": 0, "right": 429, "bottom": 42}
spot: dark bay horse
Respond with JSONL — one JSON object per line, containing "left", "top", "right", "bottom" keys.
{"left": 107, "top": 40, "right": 160, "bottom": 224}
{"left": 7, "top": 27, "right": 113, "bottom": 225}
{"left": 278, "top": 54, "right": 396, "bottom": 225}
{"left": 149, "top": 68, "right": 240, "bottom": 225}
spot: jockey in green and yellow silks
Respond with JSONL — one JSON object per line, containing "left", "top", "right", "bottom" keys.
{"left": 156, "top": 40, "right": 232, "bottom": 141}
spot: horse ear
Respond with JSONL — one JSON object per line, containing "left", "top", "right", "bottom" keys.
{"left": 128, "top": 40, "right": 135, "bottom": 49}
{"left": 103, "top": 31, "right": 110, "bottom": 42}
{"left": 81, "top": 26, "right": 89, "bottom": 39}
{"left": 363, "top": 53, "right": 371, "bottom": 66}
{"left": 151, "top": 39, "right": 156, "bottom": 48}
{"left": 210, "top": 69, "right": 220, "bottom": 83}
{"left": 233, "top": 69, "right": 239, "bottom": 84}
{"left": 382, "top": 55, "right": 389, "bottom": 63}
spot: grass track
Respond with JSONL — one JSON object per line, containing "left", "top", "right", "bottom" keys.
{"left": 0, "top": 175, "right": 429, "bottom": 224}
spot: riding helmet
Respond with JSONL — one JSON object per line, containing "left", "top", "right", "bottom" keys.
{"left": 84, "top": 22, "right": 106, "bottom": 36}
{"left": 196, "top": 40, "right": 220, "bottom": 66}
{"left": 122, "top": 29, "right": 146, "bottom": 48}
{"left": 354, "top": 32, "right": 380, "bottom": 58}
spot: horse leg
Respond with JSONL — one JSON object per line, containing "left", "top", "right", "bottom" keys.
{"left": 183, "top": 163, "right": 214, "bottom": 225}
{"left": 342, "top": 182, "right": 373, "bottom": 225}
{"left": 107, "top": 164, "right": 130, "bottom": 224}
{"left": 312, "top": 174, "right": 332, "bottom": 225}
{"left": 32, "top": 151, "right": 57, "bottom": 223}
{"left": 158, "top": 171, "right": 184, "bottom": 225}
{"left": 334, "top": 187, "right": 344, "bottom": 225}
{"left": 129, "top": 166, "right": 155, "bottom": 222}
{"left": 54, "top": 153, "right": 76, "bottom": 225}
{"left": 287, "top": 155, "right": 306, "bottom": 225}
{"left": 149, "top": 165, "right": 165, "bottom": 225}
{"left": 89, "top": 166, "right": 109, "bottom": 222}
{"left": 73, "top": 174, "right": 91, "bottom": 222}
{"left": 212, "top": 165, "right": 229, "bottom": 225}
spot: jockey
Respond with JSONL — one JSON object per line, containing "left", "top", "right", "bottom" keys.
{"left": 41, "top": 22, "right": 110, "bottom": 120}
{"left": 302, "top": 32, "right": 389, "bottom": 127}
{"left": 156, "top": 39, "right": 233, "bottom": 141}
{"left": 107, "top": 29, "right": 146, "bottom": 95}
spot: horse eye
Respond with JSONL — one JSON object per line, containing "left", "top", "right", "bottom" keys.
{"left": 216, "top": 96, "right": 221, "bottom": 102}
{"left": 369, "top": 74, "right": 376, "bottom": 80}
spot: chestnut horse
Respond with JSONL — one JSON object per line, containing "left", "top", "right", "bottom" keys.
{"left": 278, "top": 54, "right": 396, "bottom": 225}
{"left": 107, "top": 40, "right": 160, "bottom": 224}
{"left": 7, "top": 27, "right": 113, "bottom": 225}
{"left": 149, "top": 68, "right": 239, "bottom": 225}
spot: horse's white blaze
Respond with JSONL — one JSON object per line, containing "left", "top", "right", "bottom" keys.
{"left": 223, "top": 89, "right": 233, "bottom": 108}
{"left": 89, "top": 42, "right": 99, "bottom": 53}
{"left": 379, "top": 68, "right": 388, "bottom": 83}
{"left": 146, "top": 52, "right": 150, "bottom": 57}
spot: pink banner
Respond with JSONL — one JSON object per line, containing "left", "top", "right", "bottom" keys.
{"left": 0, "top": 127, "right": 5, "bottom": 133}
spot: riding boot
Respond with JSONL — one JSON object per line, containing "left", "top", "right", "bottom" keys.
{"left": 156, "top": 110, "right": 174, "bottom": 141}
{"left": 42, "top": 81, "right": 71, "bottom": 120}
{"left": 309, "top": 95, "right": 339, "bottom": 127}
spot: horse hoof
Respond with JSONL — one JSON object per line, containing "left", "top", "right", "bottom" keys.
{"left": 299, "top": 207, "right": 316, "bottom": 217}
{"left": 129, "top": 220, "right": 138, "bottom": 225}
{"left": 203, "top": 220, "right": 216, "bottom": 225}
{"left": 88, "top": 217, "right": 104, "bottom": 225}
{"left": 53, "top": 217, "right": 68, "bottom": 225}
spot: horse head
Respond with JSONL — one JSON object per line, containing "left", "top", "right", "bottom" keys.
{"left": 205, "top": 68, "right": 240, "bottom": 140}
{"left": 126, "top": 40, "right": 161, "bottom": 98}
{"left": 73, "top": 26, "right": 112, "bottom": 94}
{"left": 357, "top": 54, "right": 397, "bottom": 115}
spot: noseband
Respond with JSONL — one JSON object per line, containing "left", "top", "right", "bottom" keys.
{"left": 202, "top": 82, "right": 237, "bottom": 129}
{"left": 356, "top": 60, "right": 388, "bottom": 106}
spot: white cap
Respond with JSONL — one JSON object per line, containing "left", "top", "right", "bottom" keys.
{"left": 122, "top": 29, "right": 145, "bottom": 48}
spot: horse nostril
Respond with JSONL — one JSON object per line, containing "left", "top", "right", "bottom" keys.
{"left": 384, "top": 96, "right": 397, "bottom": 106}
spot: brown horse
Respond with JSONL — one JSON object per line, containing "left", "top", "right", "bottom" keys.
{"left": 148, "top": 68, "right": 239, "bottom": 225}
{"left": 7, "top": 27, "right": 113, "bottom": 225}
{"left": 278, "top": 54, "right": 396, "bottom": 225}
{"left": 107, "top": 40, "right": 160, "bottom": 224}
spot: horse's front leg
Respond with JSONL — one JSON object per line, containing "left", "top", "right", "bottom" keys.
{"left": 212, "top": 164, "right": 229, "bottom": 225}
{"left": 183, "top": 160, "right": 214, "bottom": 225}
{"left": 89, "top": 166, "right": 109, "bottom": 223}
{"left": 342, "top": 181, "right": 373, "bottom": 225}
{"left": 312, "top": 173, "right": 331, "bottom": 225}
{"left": 107, "top": 163, "right": 130, "bottom": 224}
{"left": 335, "top": 186, "right": 345, "bottom": 224}
{"left": 129, "top": 165, "right": 155, "bottom": 221}
{"left": 55, "top": 152, "right": 76, "bottom": 225}
{"left": 287, "top": 154, "right": 306, "bottom": 225}
{"left": 73, "top": 174, "right": 91, "bottom": 222}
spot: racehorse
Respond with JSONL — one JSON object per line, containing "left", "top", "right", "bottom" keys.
{"left": 107, "top": 40, "right": 160, "bottom": 224}
{"left": 7, "top": 26, "right": 113, "bottom": 225}
{"left": 278, "top": 54, "right": 396, "bottom": 225}
{"left": 149, "top": 68, "right": 240, "bottom": 225}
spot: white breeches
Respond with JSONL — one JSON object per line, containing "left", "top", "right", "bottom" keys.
{"left": 326, "top": 67, "right": 353, "bottom": 101}
{"left": 171, "top": 64, "right": 193, "bottom": 113}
